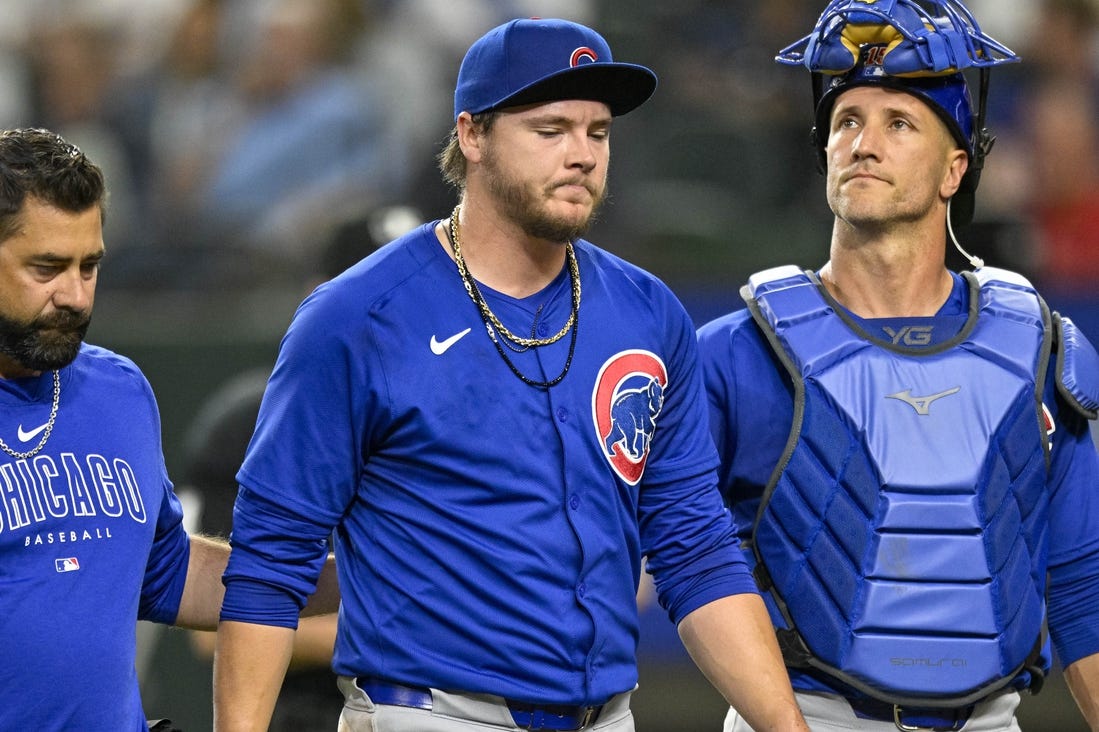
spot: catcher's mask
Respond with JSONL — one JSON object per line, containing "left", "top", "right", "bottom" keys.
{"left": 776, "top": 0, "right": 1019, "bottom": 229}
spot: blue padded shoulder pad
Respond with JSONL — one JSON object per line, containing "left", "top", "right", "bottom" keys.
{"left": 1056, "top": 314, "right": 1099, "bottom": 420}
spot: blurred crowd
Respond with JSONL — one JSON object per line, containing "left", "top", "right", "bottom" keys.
{"left": 0, "top": 0, "right": 1095, "bottom": 302}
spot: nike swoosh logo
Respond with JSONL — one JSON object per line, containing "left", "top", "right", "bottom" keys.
{"left": 430, "top": 328, "right": 472, "bottom": 355}
{"left": 17, "top": 422, "right": 49, "bottom": 442}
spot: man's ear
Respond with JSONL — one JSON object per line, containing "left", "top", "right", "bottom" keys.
{"left": 456, "top": 112, "right": 484, "bottom": 165}
{"left": 942, "top": 148, "right": 969, "bottom": 200}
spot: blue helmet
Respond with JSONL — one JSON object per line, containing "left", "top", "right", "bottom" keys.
{"left": 777, "top": 0, "right": 1020, "bottom": 226}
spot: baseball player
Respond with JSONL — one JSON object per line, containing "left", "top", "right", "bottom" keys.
{"left": 214, "top": 17, "right": 808, "bottom": 732}
{"left": 0, "top": 126, "right": 339, "bottom": 732}
{"left": 697, "top": 1, "right": 1099, "bottom": 730}
{"left": 0, "top": 127, "right": 229, "bottom": 731}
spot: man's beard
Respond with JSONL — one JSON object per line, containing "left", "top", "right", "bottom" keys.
{"left": 0, "top": 309, "right": 89, "bottom": 371}
{"left": 482, "top": 146, "right": 606, "bottom": 242}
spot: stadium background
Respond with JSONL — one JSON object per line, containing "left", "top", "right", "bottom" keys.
{"left": 1, "top": 0, "right": 1094, "bottom": 729}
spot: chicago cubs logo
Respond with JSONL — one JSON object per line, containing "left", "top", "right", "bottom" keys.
{"left": 570, "top": 46, "right": 598, "bottom": 67}
{"left": 592, "top": 350, "right": 668, "bottom": 485}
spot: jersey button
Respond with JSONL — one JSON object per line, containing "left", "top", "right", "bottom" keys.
{"left": 569, "top": 495, "right": 580, "bottom": 510}
{"left": 577, "top": 583, "right": 587, "bottom": 598}
{"left": 556, "top": 408, "right": 569, "bottom": 422}
{"left": 537, "top": 323, "right": 549, "bottom": 337}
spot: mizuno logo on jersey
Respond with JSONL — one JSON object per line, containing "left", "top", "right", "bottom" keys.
{"left": 592, "top": 350, "right": 668, "bottom": 485}
{"left": 886, "top": 387, "right": 961, "bottom": 415}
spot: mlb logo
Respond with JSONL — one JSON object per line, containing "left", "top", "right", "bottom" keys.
{"left": 55, "top": 557, "right": 80, "bottom": 573}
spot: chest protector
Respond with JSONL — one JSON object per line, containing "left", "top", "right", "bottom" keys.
{"left": 745, "top": 265, "right": 1060, "bottom": 707}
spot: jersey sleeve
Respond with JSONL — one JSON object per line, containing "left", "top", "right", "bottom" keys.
{"left": 1045, "top": 379, "right": 1099, "bottom": 667}
{"left": 696, "top": 310, "right": 791, "bottom": 540}
{"left": 133, "top": 371, "right": 191, "bottom": 624}
{"left": 222, "top": 283, "right": 382, "bottom": 621}
{"left": 696, "top": 312, "right": 747, "bottom": 492}
{"left": 139, "top": 479, "right": 190, "bottom": 623}
{"left": 639, "top": 300, "right": 758, "bottom": 625}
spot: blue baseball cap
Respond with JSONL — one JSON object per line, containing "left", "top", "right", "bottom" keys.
{"left": 454, "top": 17, "right": 657, "bottom": 120}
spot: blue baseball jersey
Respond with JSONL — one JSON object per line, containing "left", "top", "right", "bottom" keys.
{"left": 0, "top": 344, "right": 190, "bottom": 731}
{"left": 221, "top": 221, "right": 756, "bottom": 706}
{"left": 697, "top": 272, "right": 1099, "bottom": 696}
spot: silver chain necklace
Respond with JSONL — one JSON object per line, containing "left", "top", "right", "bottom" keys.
{"left": 0, "top": 370, "right": 61, "bottom": 460}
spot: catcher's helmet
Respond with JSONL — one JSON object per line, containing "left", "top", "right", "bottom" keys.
{"left": 777, "top": 0, "right": 1019, "bottom": 228}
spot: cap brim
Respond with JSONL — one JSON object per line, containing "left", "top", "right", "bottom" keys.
{"left": 493, "top": 64, "right": 657, "bottom": 116}
{"left": 814, "top": 74, "right": 971, "bottom": 154}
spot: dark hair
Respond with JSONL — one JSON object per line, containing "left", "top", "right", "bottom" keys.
{"left": 0, "top": 128, "right": 107, "bottom": 243}
{"left": 436, "top": 111, "right": 498, "bottom": 190}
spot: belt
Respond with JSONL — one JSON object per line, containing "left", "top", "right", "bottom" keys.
{"left": 847, "top": 696, "right": 974, "bottom": 731}
{"left": 356, "top": 677, "right": 603, "bottom": 731}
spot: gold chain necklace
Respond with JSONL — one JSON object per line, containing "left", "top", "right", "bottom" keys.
{"left": 445, "top": 205, "right": 580, "bottom": 389}
{"left": 448, "top": 205, "right": 580, "bottom": 348}
{"left": 0, "top": 370, "right": 61, "bottom": 460}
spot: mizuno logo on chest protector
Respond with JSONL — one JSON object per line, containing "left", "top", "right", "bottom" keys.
{"left": 886, "top": 387, "right": 961, "bottom": 415}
